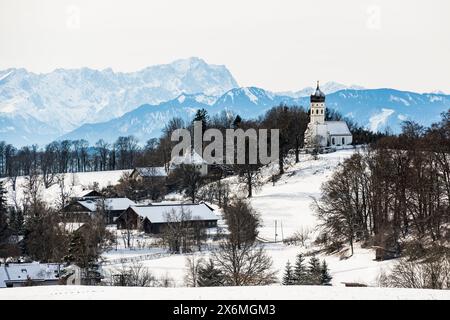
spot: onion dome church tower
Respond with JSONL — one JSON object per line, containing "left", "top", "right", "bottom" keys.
{"left": 310, "top": 81, "right": 326, "bottom": 124}
{"left": 304, "top": 81, "right": 353, "bottom": 148}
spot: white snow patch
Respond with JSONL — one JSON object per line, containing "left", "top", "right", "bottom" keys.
{"left": 389, "top": 95, "right": 410, "bottom": 106}
{"left": 369, "top": 108, "right": 394, "bottom": 132}
{"left": 243, "top": 87, "right": 258, "bottom": 103}
{"left": 0, "top": 70, "right": 13, "bottom": 82}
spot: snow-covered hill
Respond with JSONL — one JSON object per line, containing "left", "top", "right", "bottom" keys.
{"left": 95, "top": 149, "right": 399, "bottom": 288}
{"left": 0, "top": 148, "right": 439, "bottom": 292}
{"left": 1, "top": 285, "right": 448, "bottom": 300}
{"left": 0, "top": 58, "right": 238, "bottom": 146}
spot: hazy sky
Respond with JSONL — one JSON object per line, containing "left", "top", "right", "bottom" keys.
{"left": 1, "top": 0, "right": 449, "bottom": 93}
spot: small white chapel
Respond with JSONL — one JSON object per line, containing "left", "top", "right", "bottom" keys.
{"left": 304, "top": 81, "right": 353, "bottom": 148}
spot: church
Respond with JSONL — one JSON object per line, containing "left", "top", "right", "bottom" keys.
{"left": 304, "top": 82, "right": 353, "bottom": 148}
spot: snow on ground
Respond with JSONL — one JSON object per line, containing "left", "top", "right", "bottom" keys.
{"left": 98, "top": 148, "right": 397, "bottom": 288}
{"left": 1, "top": 285, "right": 448, "bottom": 300}
{"left": 251, "top": 149, "right": 356, "bottom": 241}
{"left": 0, "top": 148, "right": 403, "bottom": 293}
{"left": 1, "top": 169, "right": 131, "bottom": 207}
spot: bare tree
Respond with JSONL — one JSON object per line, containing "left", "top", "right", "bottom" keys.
{"left": 161, "top": 207, "right": 193, "bottom": 253}
{"left": 223, "top": 199, "right": 260, "bottom": 249}
{"left": 184, "top": 254, "right": 205, "bottom": 287}
{"left": 55, "top": 173, "right": 74, "bottom": 211}
{"left": 380, "top": 256, "right": 450, "bottom": 289}
{"left": 212, "top": 239, "right": 276, "bottom": 286}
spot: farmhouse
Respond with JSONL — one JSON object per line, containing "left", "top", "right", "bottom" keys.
{"left": 116, "top": 203, "right": 219, "bottom": 234}
{"left": 130, "top": 166, "right": 167, "bottom": 182}
{"left": 170, "top": 150, "right": 209, "bottom": 176}
{"left": 62, "top": 197, "right": 136, "bottom": 223}
{"left": 0, "top": 263, "right": 63, "bottom": 288}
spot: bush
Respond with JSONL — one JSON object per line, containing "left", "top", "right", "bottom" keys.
{"left": 380, "top": 255, "right": 450, "bottom": 289}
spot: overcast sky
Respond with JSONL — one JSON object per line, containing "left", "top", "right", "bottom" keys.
{"left": 1, "top": 0, "right": 449, "bottom": 93}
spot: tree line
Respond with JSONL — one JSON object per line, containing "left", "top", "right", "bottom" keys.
{"left": 315, "top": 111, "right": 450, "bottom": 259}
{"left": 0, "top": 106, "right": 381, "bottom": 183}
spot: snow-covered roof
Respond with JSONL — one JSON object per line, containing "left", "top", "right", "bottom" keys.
{"left": 0, "top": 263, "right": 62, "bottom": 288}
{"left": 170, "top": 150, "right": 208, "bottom": 167}
{"left": 78, "top": 198, "right": 136, "bottom": 212}
{"left": 73, "top": 189, "right": 102, "bottom": 198}
{"left": 128, "top": 203, "right": 218, "bottom": 224}
{"left": 60, "top": 222, "right": 85, "bottom": 233}
{"left": 325, "top": 121, "right": 352, "bottom": 136}
{"left": 134, "top": 167, "right": 167, "bottom": 177}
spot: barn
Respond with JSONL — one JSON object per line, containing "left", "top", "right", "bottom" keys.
{"left": 62, "top": 198, "right": 136, "bottom": 223}
{"left": 116, "top": 203, "right": 219, "bottom": 234}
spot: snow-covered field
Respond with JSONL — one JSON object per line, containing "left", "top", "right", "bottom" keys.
{"left": 0, "top": 148, "right": 424, "bottom": 296}
{"left": 1, "top": 169, "right": 131, "bottom": 207}
{"left": 0, "top": 285, "right": 448, "bottom": 300}
{"left": 251, "top": 149, "right": 355, "bottom": 241}
{"left": 97, "top": 148, "right": 397, "bottom": 288}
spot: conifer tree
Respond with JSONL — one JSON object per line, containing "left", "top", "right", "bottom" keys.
{"left": 293, "top": 253, "right": 308, "bottom": 285}
{"left": 282, "top": 261, "right": 295, "bottom": 285}
{"left": 320, "top": 260, "right": 333, "bottom": 285}
{"left": 197, "top": 259, "right": 224, "bottom": 287}
{"left": 307, "top": 256, "right": 322, "bottom": 285}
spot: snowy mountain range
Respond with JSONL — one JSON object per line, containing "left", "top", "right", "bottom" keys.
{"left": 276, "top": 82, "right": 365, "bottom": 98}
{"left": 0, "top": 57, "right": 449, "bottom": 146}
{"left": 62, "top": 87, "right": 450, "bottom": 144}
{"left": 0, "top": 57, "right": 238, "bottom": 145}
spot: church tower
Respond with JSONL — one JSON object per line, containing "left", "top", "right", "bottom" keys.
{"left": 310, "top": 81, "right": 326, "bottom": 124}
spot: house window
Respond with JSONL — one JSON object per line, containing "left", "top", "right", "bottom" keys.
{"left": 331, "top": 137, "right": 335, "bottom": 145}
{"left": 342, "top": 137, "right": 345, "bottom": 145}
{"left": 321, "top": 110, "right": 323, "bottom": 114}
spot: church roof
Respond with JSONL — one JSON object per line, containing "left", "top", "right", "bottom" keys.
{"left": 311, "top": 81, "right": 325, "bottom": 103}
{"left": 170, "top": 150, "right": 208, "bottom": 167}
{"left": 325, "top": 121, "right": 352, "bottom": 136}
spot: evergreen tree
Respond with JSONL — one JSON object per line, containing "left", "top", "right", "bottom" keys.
{"left": 293, "top": 253, "right": 308, "bottom": 285}
{"left": 282, "top": 261, "right": 295, "bottom": 285}
{"left": 307, "top": 256, "right": 322, "bottom": 285}
{"left": 320, "top": 260, "right": 333, "bottom": 285}
{"left": 232, "top": 115, "right": 242, "bottom": 128}
{"left": 197, "top": 259, "right": 224, "bottom": 287}
{"left": 9, "top": 209, "right": 24, "bottom": 236}
{"left": 193, "top": 108, "right": 209, "bottom": 129}
{"left": 0, "top": 181, "right": 10, "bottom": 257}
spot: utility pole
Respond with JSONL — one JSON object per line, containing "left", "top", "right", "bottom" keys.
{"left": 274, "top": 220, "right": 278, "bottom": 243}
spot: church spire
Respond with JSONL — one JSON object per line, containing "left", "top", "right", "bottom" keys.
{"left": 311, "top": 80, "right": 325, "bottom": 103}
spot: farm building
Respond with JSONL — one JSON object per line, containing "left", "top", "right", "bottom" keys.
{"left": 62, "top": 197, "right": 136, "bottom": 223}
{"left": 70, "top": 189, "right": 103, "bottom": 202}
{"left": 0, "top": 263, "right": 63, "bottom": 288}
{"left": 169, "top": 150, "right": 209, "bottom": 176}
{"left": 129, "top": 167, "right": 168, "bottom": 182}
{"left": 116, "top": 203, "right": 219, "bottom": 234}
